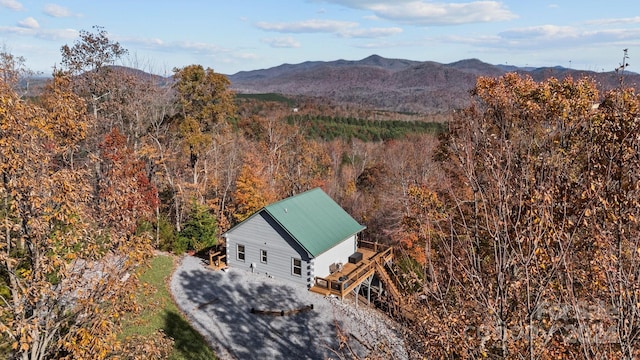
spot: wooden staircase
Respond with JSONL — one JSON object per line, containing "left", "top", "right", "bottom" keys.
{"left": 372, "top": 254, "right": 417, "bottom": 322}
{"left": 374, "top": 262, "right": 401, "bottom": 302}
{"left": 309, "top": 241, "right": 416, "bottom": 320}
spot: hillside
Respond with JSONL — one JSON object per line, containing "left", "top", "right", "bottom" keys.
{"left": 228, "top": 55, "right": 640, "bottom": 114}
{"left": 22, "top": 55, "right": 637, "bottom": 115}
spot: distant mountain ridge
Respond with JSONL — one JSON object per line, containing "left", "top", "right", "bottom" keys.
{"left": 228, "top": 55, "right": 640, "bottom": 114}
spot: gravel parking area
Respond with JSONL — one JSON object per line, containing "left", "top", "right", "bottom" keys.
{"left": 170, "top": 255, "right": 408, "bottom": 360}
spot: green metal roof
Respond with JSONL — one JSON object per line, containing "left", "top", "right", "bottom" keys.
{"left": 264, "top": 188, "right": 366, "bottom": 257}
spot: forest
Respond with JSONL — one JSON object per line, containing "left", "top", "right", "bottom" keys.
{"left": 3, "top": 27, "right": 640, "bottom": 359}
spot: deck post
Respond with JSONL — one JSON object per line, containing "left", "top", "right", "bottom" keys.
{"left": 365, "top": 274, "right": 374, "bottom": 306}
{"left": 354, "top": 282, "right": 363, "bottom": 308}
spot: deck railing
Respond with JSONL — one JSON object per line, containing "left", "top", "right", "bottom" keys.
{"left": 357, "top": 239, "right": 388, "bottom": 253}
{"left": 312, "top": 242, "right": 394, "bottom": 298}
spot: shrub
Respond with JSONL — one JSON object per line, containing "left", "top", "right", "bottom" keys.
{"left": 176, "top": 202, "right": 218, "bottom": 253}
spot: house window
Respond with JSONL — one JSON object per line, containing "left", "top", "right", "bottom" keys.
{"left": 237, "top": 244, "right": 245, "bottom": 261}
{"left": 292, "top": 258, "right": 302, "bottom": 276}
{"left": 260, "top": 249, "right": 268, "bottom": 264}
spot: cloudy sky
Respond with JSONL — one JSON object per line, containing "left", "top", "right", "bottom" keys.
{"left": 2, "top": 0, "right": 640, "bottom": 75}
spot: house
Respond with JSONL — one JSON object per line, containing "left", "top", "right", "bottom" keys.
{"left": 222, "top": 188, "right": 366, "bottom": 288}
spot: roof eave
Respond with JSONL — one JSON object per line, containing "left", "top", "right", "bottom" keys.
{"left": 315, "top": 225, "right": 367, "bottom": 256}
{"left": 221, "top": 207, "right": 267, "bottom": 238}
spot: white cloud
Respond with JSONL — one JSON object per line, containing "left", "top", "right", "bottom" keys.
{"left": 0, "top": 25, "right": 77, "bottom": 41}
{"left": 171, "top": 41, "right": 228, "bottom": 53}
{"left": 43, "top": 3, "right": 81, "bottom": 17}
{"left": 35, "top": 28, "right": 78, "bottom": 41}
{"left": 214, "top": 53, "right": 260, "bottom": 73}
{"left": 322, "top": 0, "right": 517, "bottom": 26}
{"left": 0, "top": 25, "right": 32, "bottom": 37}
{"left": 438, "top": 24, "right": 640, "bottom": 53}
{"left": 232, "top": 52, "right": 259, "bottom": 60}
{"left": 117, "top": 35, "right": 259, "bottom": 74}
{"left": 120, "top": 36, "right": 165, "bottom": 47}
{"left": 121, "top": 36, "right": 230, "bottom": 55}
{"left": 500, "top": 25, "right": 578, "bottom": 40}
{"left": 339, "top": 27, "right": 402, "bottom": 38}
{"left": 257, "top": 19, "right": 401, "bottom": 39}
{"left": 439, "top": 34, "right": 502, "bottom": 45}
{"left": 352, "top": 38, "right": 420, "bottom": 49}
{"left": 256, "top": 19, "right": 358, "bottom": 33}
{"left": 17, "top": 17, "right": 39, "bottom": 29}
{"left": 369, "top": 1, "right": 517, "bottom": 25}
{"left": 262, "top": 36, "right": 301, "bottom": 48}
{"left": 586, "top": 16, "right": 640, "bottom": 26}
{"left": 0, "top": 0, "right": 23, "bottom": 10}
{"left": 43, "top": 3, "right": 71, "bottom": 17}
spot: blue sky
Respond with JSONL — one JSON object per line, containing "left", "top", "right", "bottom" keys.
{"left": 2, "top": 0, "right": 640, "bottom": 75}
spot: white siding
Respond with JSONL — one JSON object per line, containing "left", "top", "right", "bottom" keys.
{"left": 224, "top": 212, "right": 313, "bottom": 287}
{"left": 313, "top": 234, "right": 357, "bottom": 278}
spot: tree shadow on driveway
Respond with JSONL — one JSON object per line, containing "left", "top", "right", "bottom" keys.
{"left": 171, "top": 258, "right": 355, "bottom": 360}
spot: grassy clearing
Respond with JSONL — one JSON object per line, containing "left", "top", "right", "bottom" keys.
{"left": 120, "top": 255, "right": 217, "bottom": 360}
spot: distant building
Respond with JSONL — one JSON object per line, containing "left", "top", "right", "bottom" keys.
{"left": 222, "top": 188, "right": 365, "bottom": 288}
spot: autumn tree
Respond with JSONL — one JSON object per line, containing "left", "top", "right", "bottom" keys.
{"left": 209, "top": 131, "right": 245, "bottom": 231}
{"left": 60, "top": 26, "right": 128, "bottom": 121}
{"left": 231, "top": 153, "right": 274, "bottom": 223}
{"left": 0, "top": 71, "right": 91, "bottom": 360}
{"left": 236, "top": 111, "right": 322, "bottom": 197}
{"left": 278, "top": 135, "right": 332, "bottom": 197}
{"left": 172, "top": 64, "right": 235, "bottom": 184}
{"left": 419, "top": 73, "right": 604, "bottom": 358}
{"left": 261, "top": 113, "right": 296, "bottom": 190}
{"left": 60, "top": 27, "right": 178, "bottom": 253}
{"left": 0, "top": 47, "right": 35, "bottom": 95}
{"left": 95, "top": 127, "right": 159, "bottom": 237}
{"left": 398, "top": 184, "right": 445, "bottom": 275}
{"left": 585, "top": 86, "right": 640, "bottom": 359}
{"left": 0, "top": 69, "right": 158, "bottom": 359}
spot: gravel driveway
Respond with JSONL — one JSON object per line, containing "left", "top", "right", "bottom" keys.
{"left": 170, "top": 255, "right": 408, "bottom": 360}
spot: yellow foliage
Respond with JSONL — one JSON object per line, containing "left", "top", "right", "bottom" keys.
{"left": 232, "top": 152, "right": 274, "bottom": 223}
{"left": 0, "top": 72, "right": 151, "bottom": 359}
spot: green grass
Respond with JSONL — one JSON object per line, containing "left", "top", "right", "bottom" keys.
{"left": 120, "top": 255, "right": 217, "bottom": 360}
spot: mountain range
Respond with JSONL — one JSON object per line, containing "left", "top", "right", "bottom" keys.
{"left": 228, "top": 55, "right": 639, "bottom": 114}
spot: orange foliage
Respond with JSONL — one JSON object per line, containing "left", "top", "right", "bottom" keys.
{"left": 231, "top": 152, "right": 275, "bottom": 223}
{"left": 0, "top": 72, "right": 155, "bottom": 359}
{"left": 98, "top": 128, "right": 159, "bottom": 233}
{"left": 413, "top": 72, "right": 640, "bottom": 358}
{"left": 398, "top": 184, "right": 446, "bottom": 267}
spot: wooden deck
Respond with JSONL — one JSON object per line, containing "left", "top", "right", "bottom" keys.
{"left": 208, "top": 239, "right": 398, "bottom": 302}
{"left": 310, "top": 240, "right": 395, "bottom": 299}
